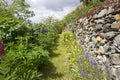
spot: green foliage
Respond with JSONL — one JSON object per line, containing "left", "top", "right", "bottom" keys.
{"left": 61, "top": 1, "right": 100, "bottom": 25}
{"left": 0, "top": 17, "right": 30, "bottom": 42}
{"left": 0, "top": 35, "right": 51, "bottom": 79}
{"left": 0, "top": 0, "right": 34, "bottom": 20}
{"left": 0, "top": 15, "right": 61, "bottom": 80}
{"left": 0, "top": 0, "right": 62, "bottom": 80}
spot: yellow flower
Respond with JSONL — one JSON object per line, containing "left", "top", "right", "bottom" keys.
{"left": 70, "top": 34, "right": 73, "bottom": 37}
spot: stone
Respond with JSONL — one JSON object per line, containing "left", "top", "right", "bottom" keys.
{"left": 97, "top": 55, "right": 102, "bottom": 60}
{"left": 111, "top": 67, "right": 117, "bottom": 80}
{"left": 114, "top": 35, "right": 120, "bottom": 52}
{"left": 83, "top": 19, "right": 89, "bottom": 25}
{"left": 107, "top": 6, "right": 114, "bottom": 14}
{"left": 94, "top": 19, "right": 105, "bottom": 24}
{"left": 115, "top": 13, "right": 120, "bottom": 20}
{"left": 100, "top": 39, "right": 107, "bottom": 44}
{"left": 111, "top": 21, "right": 120, "bottom": 30}
{"left": 113, "top": 65, "right": 120, "bottom": 68}
{"left": 111, "top": 46, "right": 116, "bottom": 53}
{"left": 84, "top": 35, "right": 89, "bottom": 43}
{"left": 97, "top": 9, "right": 108, "bottom": 18}
{"left": 102, "top": 55, "right": 107, "bottom": 63}
{"left": 96, "top": 36, "right": 103, "bottom": 42}
{"left": 110, "top": 54, "right": 120, "bottom": 65}
{"left": 104, "top": 44, "right": 110, "bottom": 52}
{"left": 95, "top": 24, "right": 103, "bottom": 32}
{"left": 105, "top": 23, "right": 111, "bottom": 28}
{"left": 105, "top": 52, "right": 111, "bottom": 55}
{"left": 98, "top": 46, "right": 105, "bottom": 54}
{"left": 111, "top": 67, "right": 120, "bottom": 80}
{"left": 104, "top": 31, "right": 117, "bottom": 40}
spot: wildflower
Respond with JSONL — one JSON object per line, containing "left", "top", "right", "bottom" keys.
{"left": 84, "top": 52, "right": 89, "bottom": 58}
{"left": 42, "top": 28, "right": 47, "bottom": 34}
{"left": 0, "top": 42, "right": 4, "bottom": 56}
{"left": 70, "top": 34, "right": 73, "bottom": 37}
{"left": 90, "top": 58, "right": 97, "bottom": 66}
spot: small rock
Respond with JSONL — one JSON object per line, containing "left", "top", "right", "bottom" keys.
{"left": 105, "top": 52, "right": 111, "bottom": 55}
{"left": 104, "top": 31, "right": 117, "bottom": 40}
{"left": 114, "top": 35, "right": 120, "bottom": 52}
{"left": 113, "top": 65, "right": 120, "bottom": 68}
{"left": 97, "top": 9, "right": 108, "bottom": 18}
{"left": 97, "top": 55, "right": 102, "bottom": 60}
{"left": 110, "top": 54, "right": 120, "bottom": 65}
{"left": 111, "top": 21, "right": 120, "bottom": 30}
{"left": 94, "top": 19, "right": 105, "bottom": 24}
{"left": 84, "top": 35, "right": 89, "bottom": 43}
{"left": 115, "top": 13, "right": 120, "bottom": 20}
{"left": 104, "top": 44, "right": 110, "bottom": 52}
{"left": 107, "top": 6, "right": 114, "bottom": 14}
{"left": 111, "top": 68, "right": 120, "bottom": 80}
{"left": 95, "top": 24, "right": 103, "bottom": 32}
{"left": 102, "top": 55, "right": 107, "bottom": 63}
{"left": 98, "top": 46, "right": 105, "bottom": 54}
{"left": 96, "top": 36, "right": 103, "bottom": 42}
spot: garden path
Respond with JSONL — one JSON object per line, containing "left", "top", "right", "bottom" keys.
{"left": 44, "top": 31, "right": 72, "bottom": 80}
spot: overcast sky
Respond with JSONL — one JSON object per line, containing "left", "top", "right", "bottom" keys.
{"left": 26, "top": 0, "right": 80, "bottom": 23}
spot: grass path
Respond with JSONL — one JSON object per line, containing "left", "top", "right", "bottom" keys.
{"left": 44, "top": 31, "right": 72, "bottom": 80}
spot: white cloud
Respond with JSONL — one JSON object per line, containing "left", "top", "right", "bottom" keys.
{"left": 26, "top": 0, "right": 80, "bottom": 23}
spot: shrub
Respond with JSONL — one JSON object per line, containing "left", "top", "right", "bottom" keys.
{"left": 0, "top": 36, "right": 50, "bottom": 80}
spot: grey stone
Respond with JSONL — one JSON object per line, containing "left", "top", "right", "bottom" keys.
{"left": 113, "top": 65, "right": 120, "bottom": 68}
{"left": 93, "top": 14, "right": 98, "bottom": 18}
{"left": 97, "top": 9, "right": 108, "bottom": 18}
{"left": 107, "top": 6, "right": 114, "bottom": 14}
{"left": 95, "top": 20, "right": 105, "bottom": 24}
{"left": 114, "top": 35, "right": 120, "bottom": 52}
{"left": 98, "top": 46, "right": 105, "bottom": 54}
{"left": 97, "top": 55, "right": 102, "bottom": 60}
{"left": 84, "top": 35, "right": 89, "bottom": 43}
{"left": 110, "top": 54, "right": 120, "bottom": 65}
{"left": 111, "top": 68, "right": 120, "bottom": 80}
{"left": 105, "top": 52, "right": 111, "bottom": 55}
{"left": 100, "top": 39, "right": 107, "bottom": 45}
{"left": 111, "top": 46, "right": 116, "bottom": 53}
{"left": 111, "top": 21, "right": 120, "bottom": 30}
{"left": 104, "top": 31, "right": 116, "bottom": 40}
{"left": 104, "top": 44, "right": 110, "bottom": 52}
{"left": 102, "top": 55, "right": 107, "bottom": 63}
{"left": 95, "top": 24, "right": 103, "bottom": 32}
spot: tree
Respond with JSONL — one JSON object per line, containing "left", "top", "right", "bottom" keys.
{"left": 0, "top": 0, "right": 34, "bottom": 20}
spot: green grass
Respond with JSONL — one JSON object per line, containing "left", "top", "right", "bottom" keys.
{"left": 43, "top": 31, "right": 72, "bottom": 80}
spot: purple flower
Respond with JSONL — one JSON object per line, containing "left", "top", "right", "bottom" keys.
{"left": 0, "top": 42, "right": 4, "bottom": 56}
{"left": 90, "top": 58, "right": 97, "bottom": 66}
{"left": 84, "top": 52, "right": 89, "bottom": 58}
{"left": 42, "top": 28, "right": 47, "bottom": 34}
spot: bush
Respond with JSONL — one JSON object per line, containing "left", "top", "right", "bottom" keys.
{"left": 0, "top": 37, "right": 50, "bottom": 80}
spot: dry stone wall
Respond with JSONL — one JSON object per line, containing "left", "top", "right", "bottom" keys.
{"left": 73, "top": 3, "right": 120, "bottom": 80}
